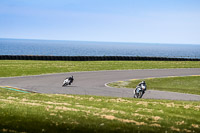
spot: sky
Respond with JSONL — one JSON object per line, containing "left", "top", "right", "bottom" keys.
{"left": 0, "top": 0, "right": 200, "bottom": 44}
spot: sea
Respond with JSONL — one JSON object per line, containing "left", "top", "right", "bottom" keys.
{"left": 0, "top": 38, "right": 200, "bottom": 58}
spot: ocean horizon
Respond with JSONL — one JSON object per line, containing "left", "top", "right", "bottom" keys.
{"left": 0, "top": 38, "right": 200, "bottom": 58}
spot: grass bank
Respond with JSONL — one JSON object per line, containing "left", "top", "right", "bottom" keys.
{"left": 0, "top": 60, "right": 199, "bottom": 77}
{"left": 108, "top": 75, "right": 200, "bottom": 95}
{"left": 0, "top": 87, "right": 200, "bottom": 133}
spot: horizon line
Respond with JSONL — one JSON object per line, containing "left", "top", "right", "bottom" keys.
{"left": 0, "top": 37, "right": 200, "bottom": 46}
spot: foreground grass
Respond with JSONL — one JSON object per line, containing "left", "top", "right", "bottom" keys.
{"left": 0, "top": 60, "right": 200, "bottom": 77}
{"left": 0, "top": 87, "right": 200, "bottom": 133}
{"left": 109, "top": 76, "right": 200, "bottom": 95}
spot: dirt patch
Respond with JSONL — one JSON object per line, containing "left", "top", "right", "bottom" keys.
{"left": 7, "top": 97, "right": 18, "bottom": 100}
{"left": 55, "top": 106, "right": 79, "bottom": 112}
{"left": 150, "top": 124, "right": 161, "bottom": 127}
{"left": 64, "top": 95, "right": 75, "bottom": 98}
{"left": 21, "top": 98, "right": 28, "bottom": 102}
{"left": 108, "top": 98, "right": 132, "bottom": 103}
{"left": 0, "top": 99, "right": 14, "bottom": 103}
{"left": 50, "top": 113, "right": 56, "bottom": 116}
{"left": 158, "top": 110, "right": 164, "bottom": 113}
{"left": 45, "top": 101, "right": 71, "bottom": 106}
{"left": 171, "top": 126, "right": 180, "bottom": 132}
{"left": 136, "top": 101, "right": 148, "bottom": 107}
{"left": 166, "top": 103, "right": 175, "bottom": 107}
{"left": 132, "top": 113, "right": 145, "bottom": 117}
{"left": 183, "top": 129, "right": 192, "bottom": 133}
{"left": 101, "top": 115, "right": 115, "bottom": 120}
{"left": 184, "top": 105, "right": 191, "bottom": 109}
{"left": 75, "top": 105, "right": 126, "bottom": 114}
{"left": 191, "top": 124, "right": 199, "bottom": 128}
{"left": 89, "top": 97, "right": 94, "bottom": 101}
{"left": 1, "top": 99, "right": 41, "bottom": 106}
{"left": 176, "top": 121, "right": 184, "bottom": 125}
{"left": 194, "top": 105, "right": 200, "bottom": 111}
{"left": 63, "top": 95, "right": 84, "bottom": 100}
{"left": 135, "top": 108, "right": 153, "bottom": 113}
{"left": 46, "top": 105, "right": 54, "bottom": 111}
{"left": 1, "top": 128, "right": 23, "bottom": 133}
{"left": 101, "top": 115, "right": 146, "bottom": 125}
{"left": 71, "top": 121, "right": 79, "bottom": 125}
{"left": 152, "top": 116, "right": 162, "bottom": 121}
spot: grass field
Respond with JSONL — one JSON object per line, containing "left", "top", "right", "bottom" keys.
{"left": 0, "top": 87, "right": 200, "bottom": 133}
{"left": 0, "top": 60, "right": 200, "bottom": 77}
{"left": 0, "top": 60, "right": 200, "bottom": 132}
{"left": 108, "top": 75, "right": 200, "bottom": 95}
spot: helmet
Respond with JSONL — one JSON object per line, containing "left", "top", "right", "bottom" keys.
{"left": 142, "top": 81, "right": 145, "bottom": 84}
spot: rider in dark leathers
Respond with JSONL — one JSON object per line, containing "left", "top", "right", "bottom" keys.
{"left": 68, "top": 76, "right": 74, "bottom": 85}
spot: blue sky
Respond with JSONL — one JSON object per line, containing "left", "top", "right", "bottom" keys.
{"left": 0, "top": 0, "right": 200, "bottom": 44}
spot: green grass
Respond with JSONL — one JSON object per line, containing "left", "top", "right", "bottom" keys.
{"left": 0, "top": 87, "right": 200, "bottom": 133}
{"left": 108, "top": 76, "right": 200, "bottom": 95}
{"left": 0, "top": 60, "right": 200, "bottom": 77}
{"left": 0, "top": 60, "right": 200, "bottom": 132}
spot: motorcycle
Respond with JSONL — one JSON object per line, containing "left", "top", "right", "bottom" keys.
{"left": 133, "top": 85, "right": 146, "bottom": 98}
{"left": 62, "top": 76, "right": 74, "bottom": 87}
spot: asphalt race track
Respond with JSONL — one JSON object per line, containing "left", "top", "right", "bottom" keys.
{"left": 0, "top": 68, "right": 200, "bottom": 101}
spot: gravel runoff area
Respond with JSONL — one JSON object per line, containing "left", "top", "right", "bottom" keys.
{"left": 0, "top": 68, "right": 200, "bottom": 101}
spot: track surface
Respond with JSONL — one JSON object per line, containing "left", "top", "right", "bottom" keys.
{"left": 0, "top": 68, "right": 200, "bottom": 101}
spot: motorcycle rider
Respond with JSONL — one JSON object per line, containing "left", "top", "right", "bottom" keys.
{"left": 63, "top": 76, "right": 74, "bottom": 86}
{"left": 135, "top": 81, "right": 146, "bottom": 94}
{"left": 68, "top": 76, "right": 74, "bottom": 85}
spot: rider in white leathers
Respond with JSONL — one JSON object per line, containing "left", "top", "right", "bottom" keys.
{"left": 62, "top": 76, "right": 74, "bottom": 86}
{"left": 134, "top": 81, "right": 147, "bottom": 98}
{"left": 136, "top": 81, "right": 146, "bottom": 92}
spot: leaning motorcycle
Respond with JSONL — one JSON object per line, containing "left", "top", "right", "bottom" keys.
{"left": 133, "top": 85, "right": 146, "bottom": 98}
{"left": 62, "top": 76, "right": 74, "bottom": 87}
{"left": 62, "top": 78, "right": 70, "bottom": 87}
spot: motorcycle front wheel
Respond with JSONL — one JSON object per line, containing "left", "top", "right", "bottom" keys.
{"left": 62, "top": 83, "right": 68, "bottom": 87}
{"left": 138, "top": 91, "right": 144, "bottom": 98}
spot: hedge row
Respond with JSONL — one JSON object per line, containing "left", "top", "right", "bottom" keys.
{"left": 0, "top": 55, "right": 199, "bottom": 61}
